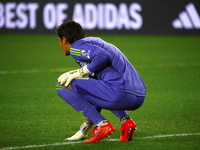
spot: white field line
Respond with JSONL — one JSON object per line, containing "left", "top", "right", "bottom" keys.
{"left": 0, "top": 62, "right": 200, "bottom": 75}
{"left": 0, "top": 68, "right": 74, "bottom": 75}
{"left": 0, "top": 133, "right": 199, "bottom": 150}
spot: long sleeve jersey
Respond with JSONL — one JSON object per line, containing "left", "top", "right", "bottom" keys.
{"left": 70, "top": 37, "right": 146, "bottom": 97}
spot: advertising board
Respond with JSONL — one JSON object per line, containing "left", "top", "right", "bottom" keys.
{"left": 0, "top": 0, "right": 199, "bottom": 34}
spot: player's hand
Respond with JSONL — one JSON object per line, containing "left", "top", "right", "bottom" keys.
{"left": 57, "top": 66, "right": 93, "bottom": 86}
{"left": 57, "top": 72, "right": 70, "bottom": 83}
{"left": 63, "top": 69, "right": 82, "bottom": 86}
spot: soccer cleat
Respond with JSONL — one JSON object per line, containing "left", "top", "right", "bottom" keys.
{"left": 119, "top": 117, "right": 137, "bottom": 141}
{"left": 65, "top": 122, "right": 93, "bottom": 141}
{"left": 65, "top": 130, "right": 86, "bottom": 141}
{"left": 83, "top": 121, "right": 115, "bottom": 143}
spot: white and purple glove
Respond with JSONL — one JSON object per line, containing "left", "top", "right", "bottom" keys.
{"left": 57, "top": 66, "right": 93, "bottom": 86}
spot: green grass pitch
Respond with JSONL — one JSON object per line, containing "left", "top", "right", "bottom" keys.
{"left": 0, "top": 35, "right": 200, "bottom": 150}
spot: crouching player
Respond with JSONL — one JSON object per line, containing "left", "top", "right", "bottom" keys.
{"left": 55, "top": 20, "right": 147, "bottom": 143}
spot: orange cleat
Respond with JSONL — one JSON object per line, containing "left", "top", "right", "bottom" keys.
{"left": 83, "top": 121, "right": 115, "bottom": 143}
{"left": 119, "top": 117, "right": 137, "bottom": 141}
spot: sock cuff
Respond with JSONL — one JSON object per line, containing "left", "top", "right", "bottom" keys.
{"left": 120, "top": 115, "right": 130, "bottom": 125}
{"left": 96, "top": 120, "right": 108, "bottom": 127}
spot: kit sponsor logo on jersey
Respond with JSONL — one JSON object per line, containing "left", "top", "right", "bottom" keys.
{"left": 80, "top": 50, "right": 86, "bottom": 56}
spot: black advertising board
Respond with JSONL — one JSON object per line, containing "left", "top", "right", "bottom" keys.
{"left": 0, "top": 0, "right": 200, "bottom": 35}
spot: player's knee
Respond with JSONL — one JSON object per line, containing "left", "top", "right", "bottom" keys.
{"left": 56, "top": 83, "right": 72, "bottom": 91}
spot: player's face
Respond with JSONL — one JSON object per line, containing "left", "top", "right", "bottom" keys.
{"left": 58, "top": 37, "right": 71, "bottom": 56}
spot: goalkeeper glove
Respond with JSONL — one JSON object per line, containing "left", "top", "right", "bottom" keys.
{"left": 57, "top": 66, "right": 93, "bottom": 86}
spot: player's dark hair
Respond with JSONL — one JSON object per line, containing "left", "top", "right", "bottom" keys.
{"left": 56, "top": 20, "right": 85, "bottom": 44}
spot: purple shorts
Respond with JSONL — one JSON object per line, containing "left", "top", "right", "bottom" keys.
{"left": 70, "top": 78, "right": 145, "bottom": 110}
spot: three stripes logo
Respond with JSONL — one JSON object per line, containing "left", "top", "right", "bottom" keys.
{"left": 172, "top": 3, "right": 200, "bottom": 29}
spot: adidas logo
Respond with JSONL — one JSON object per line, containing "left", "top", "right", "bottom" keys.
{"left": 172, "top": 3, "right": 200, "bottom": 29}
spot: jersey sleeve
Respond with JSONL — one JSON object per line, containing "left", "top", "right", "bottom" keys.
{"left": 87, "top": 45, "right": 111, "bottom": 73}
{"left": 70, "top": 43, "right": 111, "bottom": 74}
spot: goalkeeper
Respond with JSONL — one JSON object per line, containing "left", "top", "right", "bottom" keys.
{"left": 56, "top": 21, "right": 147, "bottom": 143}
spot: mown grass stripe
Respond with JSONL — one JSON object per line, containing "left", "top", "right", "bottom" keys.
{"left": 0, "top": 62, "right": 199, "bottom": 75}
{"left": 0, "top": 133, "right": 199, "bottom": 150}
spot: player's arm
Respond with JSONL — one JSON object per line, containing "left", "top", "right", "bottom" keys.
{"left": 87, "top": 46, "right": 111, "bottom": 73}
{"left": 57, "top": 45, "right": 111, "bottom": 86}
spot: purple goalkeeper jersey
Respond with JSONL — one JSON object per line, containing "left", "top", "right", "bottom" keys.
{"left": 70, "top": 37, "right": 146, "bottom": 97}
